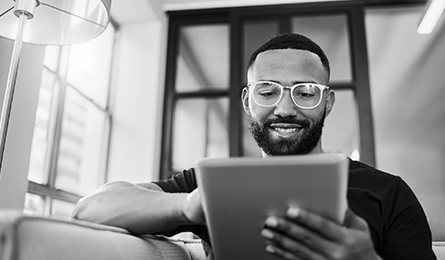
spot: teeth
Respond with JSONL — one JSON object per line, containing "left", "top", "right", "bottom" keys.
{"left": 274, "top": 128, "right": 297, "bottom": 134}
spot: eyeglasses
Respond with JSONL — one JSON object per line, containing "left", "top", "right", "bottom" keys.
{"left": 247, "top": 81, "right": 330, "bottom": 109}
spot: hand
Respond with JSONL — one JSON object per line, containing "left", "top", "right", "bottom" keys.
{"left": 261, "top": 207, "right": 382, "bottom": 260}
{"left": 181, "top": 188, "right": 206, "bottom": 225}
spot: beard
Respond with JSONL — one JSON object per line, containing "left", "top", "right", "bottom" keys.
{"left": 248, "top": 110, "right": 326, "bottom": 156}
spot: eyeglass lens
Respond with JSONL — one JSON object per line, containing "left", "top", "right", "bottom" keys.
{"left": 252, "top": 82, "right": 322, "bottom": 108}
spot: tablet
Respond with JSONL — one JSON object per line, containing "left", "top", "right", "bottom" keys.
{"left": 195, "top": 153, "right": 349, "bottom": 260}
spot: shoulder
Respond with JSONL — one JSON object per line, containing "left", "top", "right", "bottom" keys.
{"left": 347, "top": 160, "right": 434, "bottom": 257}
{"left": 347, "top": 159, "right": 419, "bottom": 212}
{"left": 347, "top": 159, "right": 424, "bottom": 222}
{"left": 347, "top": 159, "right": 406, "bottom": 199}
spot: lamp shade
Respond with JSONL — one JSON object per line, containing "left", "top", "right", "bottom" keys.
{"left": 0, "top": 0, "right": 112, "bottom": 45}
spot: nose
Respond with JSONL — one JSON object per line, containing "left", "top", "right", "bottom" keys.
{"left": 274, "top": 90, "right": 298, "bottom": 117}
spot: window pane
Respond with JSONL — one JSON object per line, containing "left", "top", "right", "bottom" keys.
{"left": 24, "top": 193, "right": 45, "bottom": 215}
{"left": 66, "top": 24, "right": 115, "bottom": 108}
{"left": 28, "top": 69, "right": 59, "bottom": 184}
{"left": 291, "top": 14, "right": 352, "bottom": 83}
{"left": 55, "top": 86, "right": 107, "bottom": 195}
{"left": 322, "top": 90, "right": 360, "bottom": 158}
{"left": 243, "top": 20, "right": 279, "bottom": 83}
{"left": 176, "top": 25, "right": 230, "bottom": 92}
{"left": 172, "top": 98, "right": 229, "bottom": 171}
{"left": 43, "top": 46, "right": 61, "bottom": 72}
{"left": 51, "top": 199, "right": 76, "bottom": 219}
{"left": 242, "top": 111, "right": 263, "bottom": 157}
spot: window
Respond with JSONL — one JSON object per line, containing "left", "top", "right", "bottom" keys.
{"left": 161, "top": 2, "right": 374, "bottom": 179}
{"left": 25, "top": 22, "right": 118, "bottom": 218}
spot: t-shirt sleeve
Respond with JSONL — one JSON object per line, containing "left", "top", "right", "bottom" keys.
{"left": 152, "top": 168, "right": 198, "bottom": 193}
{"left": 381, "top": 177, "right": 436, "bottom": 259}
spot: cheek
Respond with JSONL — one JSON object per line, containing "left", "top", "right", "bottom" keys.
{"left": 248, "top": 101, "right": 274, "bottom": 122}
{"left": 302, "top": 106, "right": 326, "bottom": 122}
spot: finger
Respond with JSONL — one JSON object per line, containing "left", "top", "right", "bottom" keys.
{"left": 264, "top": 216, "right": 331, "bottom": 251}
{"left": 263, "top": 217, "right": 337, "bottom": 259}
{"left": 265, "top": 243, "right": 304, "bottom": 260}
{"left": 262, "top": 228, "right": 325, "bottom": 260}
{"left": 182, "top": 189, "right": 206, "bottom": 224}
{"left": 285, "top": 207, "right": 346, "bottom": 241}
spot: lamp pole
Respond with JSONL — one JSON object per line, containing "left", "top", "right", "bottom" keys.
{"left": 0, "top": 0, "right": 37, "bottom": 174}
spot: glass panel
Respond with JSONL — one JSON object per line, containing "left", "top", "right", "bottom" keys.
{"left": 172, "top": 98, "right": 229, "bottom": 171}
{"left": 23, "top": 193, "right": 45, "bottom": 216}
{"left": 291, "top": 14, "right": 352, "bottom": 83}
{"left": 242, "top": 90, "right": 359, "bottom": 159}
{"left": 43, "top": 46, "right": 61, "bottom": 72}
{"left": 28, "top": 69, "right": 59, "bottom": 184}
{"left": 176, "top": 24, "right": 229, "bottom": 92}
{"left": 242, "top": 111, "right": 263, "bottom": 158}
{"left": 51, "top": 199, "right": 76, "bottom": 219}
{"left": 66, "top": 24, "right": 115, "bottom": 108}
{"left": 323, "top": 90, "right": 359, "bottom": 158}
{"left": 243, "top": 20, "right": 279, "bottom": 83}
{"left": 55, "top": 86, "right": 107, "bottom": 195}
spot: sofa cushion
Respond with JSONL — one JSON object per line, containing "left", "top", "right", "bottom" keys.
{"left": 0, "top": 210, "right": 205, "bottom": 260}
{"left": 434, "top": 241, "right": 445, "bottom": 260}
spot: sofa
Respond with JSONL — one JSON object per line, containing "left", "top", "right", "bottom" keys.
{"left": 0, "top": 209, "right": 444, "bottom": 260}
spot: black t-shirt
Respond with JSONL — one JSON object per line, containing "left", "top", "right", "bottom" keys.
{"left": 154, "top": 159, "right": 436, "bottom": 260}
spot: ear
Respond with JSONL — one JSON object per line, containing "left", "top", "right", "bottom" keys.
{"left": 241, "top": 87, "right": 251, "bottom": 115}
{"left": 324, "top": 90, "right": 335, "bottom": 117}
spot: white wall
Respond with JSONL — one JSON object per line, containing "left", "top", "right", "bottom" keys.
{"left": 106, "top": 18, "right": 167, "bottom": 183}
{"left": 0, "top": 39, "right": 44, "bottom": 209}
{"left": 366, "top": 6, "right": 445, "bottom": 239}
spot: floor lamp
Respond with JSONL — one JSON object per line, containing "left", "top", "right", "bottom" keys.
{"left": 0, "top": 0, "right": 112, "bottom": 176}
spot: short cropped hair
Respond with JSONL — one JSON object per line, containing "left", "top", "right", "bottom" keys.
{"left": 248, "top": 33, "right": 330, "bottom": 81}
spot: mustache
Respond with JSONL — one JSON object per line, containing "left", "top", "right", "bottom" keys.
{"left": 262, "top": 117, "right": 310, "bottom": 128}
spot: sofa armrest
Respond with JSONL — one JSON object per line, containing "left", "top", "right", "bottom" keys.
{"left": 0, "top": 210, "right": 205, "bottom": 260}
{"left": 434, "top": 241, "right": 445, "bottom": 260}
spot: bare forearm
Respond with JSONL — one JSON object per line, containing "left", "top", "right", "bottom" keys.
{"left": 72, "top": 181, "right": 190, "bottom": 235}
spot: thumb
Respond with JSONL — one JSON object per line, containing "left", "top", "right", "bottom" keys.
{"left": 182, "top": 189, "right": 206, "bottom": 224}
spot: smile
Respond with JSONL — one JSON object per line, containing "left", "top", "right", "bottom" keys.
{"left": 269, "top": 123, "right": 304, "bottom": 138}
{"left": 273, "top": 127, "right": 299, "bottom": 134}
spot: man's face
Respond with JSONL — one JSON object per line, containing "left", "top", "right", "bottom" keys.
{"left": 242, "top": 49, "right": 334, "bottom": 156}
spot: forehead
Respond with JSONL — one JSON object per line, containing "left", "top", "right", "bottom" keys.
{"left": 248, "top": 49, "right": 327, "bottom": 84}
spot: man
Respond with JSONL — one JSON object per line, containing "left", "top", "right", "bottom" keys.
{"left": 73, "top": 33, "right": 436, "bottom": 259}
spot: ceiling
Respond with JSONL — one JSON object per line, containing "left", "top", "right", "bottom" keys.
{"left": 111, "top": 0, "right": 428, "bottom": 24}
{"left": 161, "top": 0, "right": 426, "bottom": 10}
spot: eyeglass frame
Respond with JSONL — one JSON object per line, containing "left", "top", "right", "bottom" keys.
{"left": 245, "top": 80, "right": 331, "bottom": 110}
